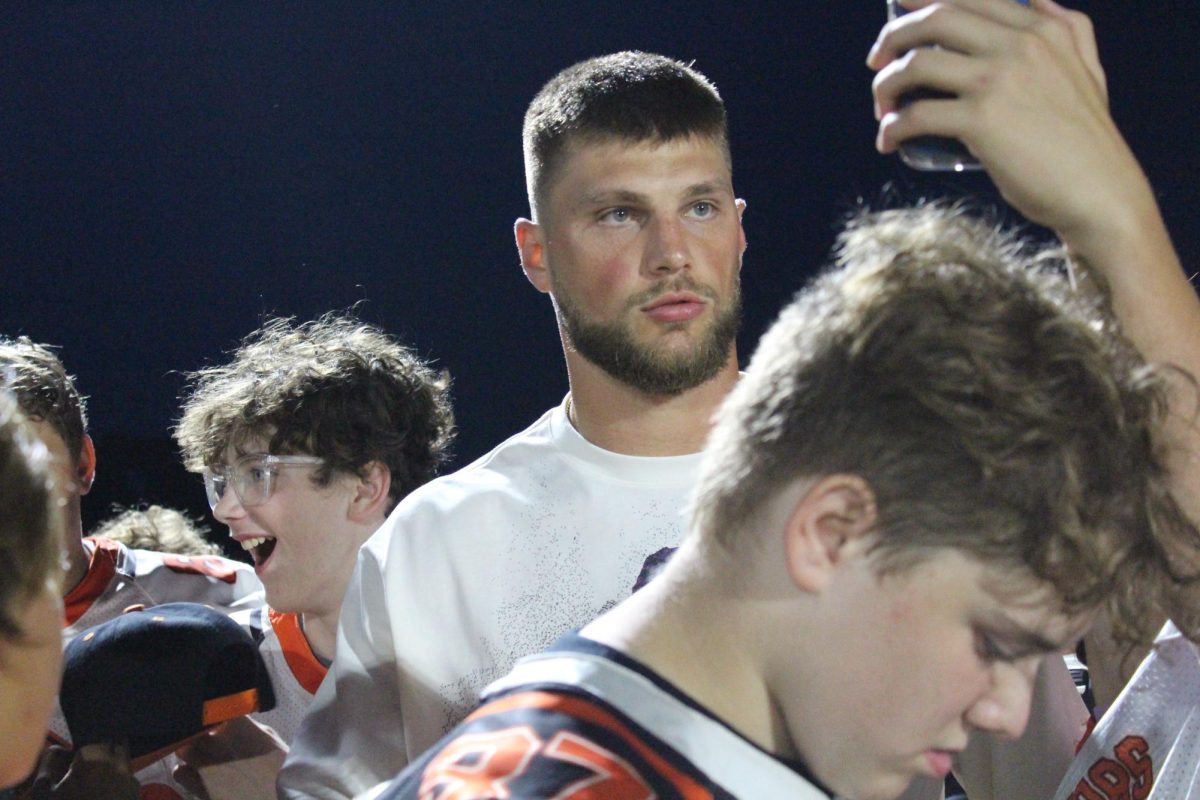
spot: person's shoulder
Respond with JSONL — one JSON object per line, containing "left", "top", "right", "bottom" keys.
{"left": 435, "top": 405, "right": 563, "bottom": 485}
{"left": 227, "top": 597, "right": 268, "bottom": 631}
{"left": 129, "top": 546, "right": 254, "bottom": 583}
{"left": 370, "top": 408, "right": 565, "bottom": 537}
{"left": 382, "top": 685, "right": 695, "bottom": 800}
{"left": 124, "top": 545, "right": 264, "bottom": 606}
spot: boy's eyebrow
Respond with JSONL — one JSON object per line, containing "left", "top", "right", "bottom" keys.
{"left": 979, "top": 610, "right": 1069, "bottom": 656}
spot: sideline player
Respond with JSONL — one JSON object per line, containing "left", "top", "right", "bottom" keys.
{"left": 279, "top": 51, "right": 748, "bottom": 798}
{"left": 0, "top": 337, "right": 263, "bottom": 799}
{"left": 0, "top": 395, "right": 140, "bottom": 800}
{"left": 0, "top": 337, "right": 263, "bottom": 641}
{"left": 869, "top": 1, "right": 1200, "bottom": 796}
{"left": 174, "top": 314, "right": 454, "bottom": 747}
{"left": 369, "top": 203, "right": 1200, "bottom": 800}
{"left": 0, "top": 394, "right": 63, "bottom": 788}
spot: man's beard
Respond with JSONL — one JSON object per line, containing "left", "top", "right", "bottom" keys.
{"left": 554, "top": 277, "right": 742, "bottom": 397}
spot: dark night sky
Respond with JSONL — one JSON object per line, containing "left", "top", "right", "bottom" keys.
{"left": 2, "top": 2, "right": 1197, "bottom": 539}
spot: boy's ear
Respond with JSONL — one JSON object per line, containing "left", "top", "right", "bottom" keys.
{"left": 76, "top": 434, "right": 97, "bottom": 496}
{"left": 348, "top": 461, "right": 392, "bottom": 523}
{"left": 782, "top": 474, "right": 877, "bottom": 593}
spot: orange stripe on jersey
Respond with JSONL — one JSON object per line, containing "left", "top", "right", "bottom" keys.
{"left": 1076, "top": 714, "right": 1098, "bottom": 754}
{"left": 64, "top": 538, "right": 121, "bottom": 625}
{"left": 464, "top": 690, "right": 716, "bottom": 799}
{"left": 202, "top": 688, "right": 260, "bottom": 726}
{"left": 269, "top": 608, "right": 328, "bottom": 695}
{"left": 420, "top": 726, "right": 543, "bottom": 800}
{"left": 545, "top": 731, "right": 657, "bottom": 799}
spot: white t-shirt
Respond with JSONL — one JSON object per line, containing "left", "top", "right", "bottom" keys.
{"left": 279, "top": 402, "right": 701, "bottom": 799}
{"left": 1054, "top": 621, "right": 1196, "bottom": 799}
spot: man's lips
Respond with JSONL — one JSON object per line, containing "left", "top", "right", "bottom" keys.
{"left": 641, "top": 292, "right": 707, "bottom": 323}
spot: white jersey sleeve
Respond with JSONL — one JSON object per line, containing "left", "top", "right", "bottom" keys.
{"left": 129, "top": 546, "right": 263, "bottom": 609}
{"left": 1053, "top": 621, "right": 1197, "bottom": 799}
{"left": 64, "top": 537, "right": 263, "bottom": 640}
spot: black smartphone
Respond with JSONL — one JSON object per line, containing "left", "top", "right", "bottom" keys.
{"left": 886, "top": 0, "right": 1030, "bottom": 171}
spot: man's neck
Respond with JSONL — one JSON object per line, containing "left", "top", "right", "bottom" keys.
{"left": 564, "top": 353, "right": 740, "bottom": 456}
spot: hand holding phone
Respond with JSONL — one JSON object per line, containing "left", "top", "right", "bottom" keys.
{"left": 885, "top": 0, "right": 1030, "bottom": 171}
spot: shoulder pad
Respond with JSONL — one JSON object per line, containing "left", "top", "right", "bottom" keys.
{"left": 161, "top": 555, "right": 243, "bottom": 585}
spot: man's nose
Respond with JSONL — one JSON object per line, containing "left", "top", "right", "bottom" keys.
{"left": 643, "top": 216, "right": 691, "bottom": 276}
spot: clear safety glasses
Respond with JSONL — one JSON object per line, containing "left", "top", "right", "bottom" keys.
{"left": 202, "top": 454, "right": 324, "bottom": 510}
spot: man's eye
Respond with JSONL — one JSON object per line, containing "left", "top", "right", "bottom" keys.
{"left": 599, "top": 208, "right": 633, "bottom": 224}
{"left": 689, "top": 201, "right": 715, "bottom": 218}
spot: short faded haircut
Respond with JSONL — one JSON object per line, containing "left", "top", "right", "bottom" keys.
{"left": 0, "top": 336, "right": 88, "bottom": 462}
{"left": 175, "top": 314, "right": 454, "bottom": 511}
{"left": 0, "top": 394, "right": 61, "bottom": 641}
{"left": 95, "top": 505, "right": 220, "bottom": 557}
{"left": 522, "top": 51, "right": 728, "bottom": 220}
{"left": 691, "top": 203, "right": 1200, "bottom": 645}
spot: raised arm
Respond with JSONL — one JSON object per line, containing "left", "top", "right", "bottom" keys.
{"left": 869, "top": 0, "right": 1200, "bottom": 527}
{"left": 869, "top": 3, "right": 1200, "bottom": 797}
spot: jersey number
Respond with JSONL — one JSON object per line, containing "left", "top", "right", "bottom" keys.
{"left": 419, "top": 727, "right": 654, "bottom": 800}
{"left": 1068, "top": 735, "right": 1153, "bottom": 800}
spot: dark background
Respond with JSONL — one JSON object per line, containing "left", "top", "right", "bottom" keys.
{"left": 2, "top": 2, "right": 1197, "bottom": 555}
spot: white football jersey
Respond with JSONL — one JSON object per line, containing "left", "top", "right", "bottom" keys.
{"left": 1054, "top": 621, "right": 1197, "bottom": 799}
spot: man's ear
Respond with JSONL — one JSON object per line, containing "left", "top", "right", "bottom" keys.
{"left": 782, "top": 474, "right": 876, "bottom": 594}
{"left": 348, "top": 461, "right": 392, "bottom": 524}
{"left": 736, "top": 198, "right": 748, "bottom": 258}
{"left": 76, "top": 434, "right": 96, "bottom": 496}
{"left": 515, "top": 218, "right": 551, "bottom": 294}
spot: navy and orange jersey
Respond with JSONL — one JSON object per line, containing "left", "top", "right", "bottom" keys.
{"left": 371, "top": 635, "right": 832, "bottom": 800}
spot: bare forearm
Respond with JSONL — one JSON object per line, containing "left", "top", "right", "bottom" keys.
{"left": 1064, "top": 194, "right": 1200, "bottom": 527}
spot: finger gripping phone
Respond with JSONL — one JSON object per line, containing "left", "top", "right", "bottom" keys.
{"left": 887, "top": 0, "right": 1030, "bottom": 171}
